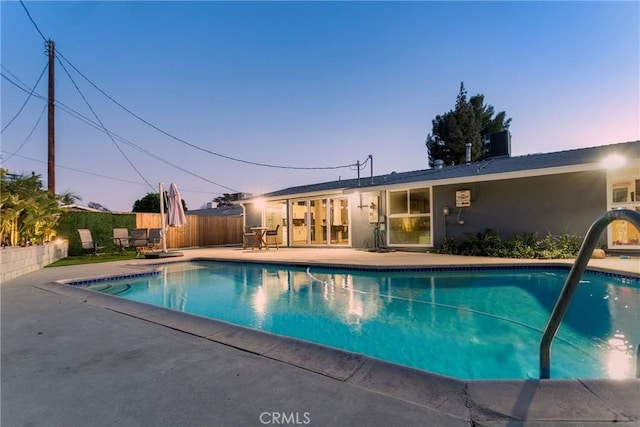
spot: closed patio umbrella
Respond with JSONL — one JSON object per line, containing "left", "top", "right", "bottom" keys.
{"left": 167, "top": 182, "right": 186, "bottom": 228}
{"left": 156, "top": 182, "right": 186, "bottom": 256}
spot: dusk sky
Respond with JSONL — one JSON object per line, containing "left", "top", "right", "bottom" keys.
{"left": 2, "top": 1, "right": 638, "bottom": 212}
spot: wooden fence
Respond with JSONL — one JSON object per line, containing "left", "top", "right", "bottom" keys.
{"left": 136, "top": 213, "right": 243, "bottom": 248}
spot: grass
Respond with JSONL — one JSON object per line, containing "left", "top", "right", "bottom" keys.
{"left": 47, "top": 250, "right": 139, "bottom": 267}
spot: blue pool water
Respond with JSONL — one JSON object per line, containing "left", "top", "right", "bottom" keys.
{"left": 82, "top": 261, "right": 640, "bottom": 380}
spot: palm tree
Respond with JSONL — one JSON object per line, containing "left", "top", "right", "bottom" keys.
{"left": 0, "top": 169, "right": 63, "bottom": 245}
{"left": 58, "top": 190, "right": 82, "bottom": 206}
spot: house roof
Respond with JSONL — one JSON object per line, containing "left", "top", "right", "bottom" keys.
{"left": 258, "top": 140, "right": 639, "bottom": 199}
{"left": 186, "top": 205, "right": 243, "bottom": 217}
{"left": 59, "top": 204, "right": 103, "bottom": 212}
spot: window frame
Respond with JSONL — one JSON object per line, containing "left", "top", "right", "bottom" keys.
{"left": 607, "top": 169, "right": 640, "bottom": 249}
{"left": 386, "top": 187, "right": 433, "bottom": 247}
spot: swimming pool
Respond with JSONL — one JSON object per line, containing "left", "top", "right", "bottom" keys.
{"left": 81, "top": 261, "right": 639, "bottom": 380}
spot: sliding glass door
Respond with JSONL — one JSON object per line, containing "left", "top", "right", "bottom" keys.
{"left": 288, "top": 197, "right": 349, "bottom": 246}
{"left": 265, "top": 201, "right": 287, "bottom": 247}
{"left": 290, "top": 200, "right": 308, "bottom": 245}
{"left": 329, "top": 198, "right": 349, "bottom": 245}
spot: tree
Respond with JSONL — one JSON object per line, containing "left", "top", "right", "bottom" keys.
{"left": 132, "top": 192, "right": 187, "bottom": 213}
{"left": 0, "top": 169, "right": 62, "bottom": 245}
{"left": 425, "top": 82, "right": 511, "bottom": 167}
{"left": 212, "top": 193, "right": 235, "bottom": 207}
{"left": 469, "top": 94, "right": 512, "bottom": 137}
{"left": 132, "top": 192, "right": 162, "bottom": 213}
{"left": 58, "top": 190, "right": 82, "bottom": 205}
{"left": 88, "top": 201, "right": 110, "bottom": 212}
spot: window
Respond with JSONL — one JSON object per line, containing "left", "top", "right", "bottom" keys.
{"left": 609, "top": 173, "right": 640, "bottom": 249}
{"left": 388, "top": 188, "right": 432, "bottom": 246}
{"left": 389, "top": 191, "right": 408, "bottom": 214}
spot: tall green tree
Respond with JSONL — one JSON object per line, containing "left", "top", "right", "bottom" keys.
{"left": 426, "top": 82, "right": 511, "bottom": 167}
{"left": 132, "top": 192, "right": 187, "bottom": 213}
{"left": 132, "top": 192, "right": 162, "bottom": 213}
{"left": 469, "top": 93, "right": 512, "bottom": 136}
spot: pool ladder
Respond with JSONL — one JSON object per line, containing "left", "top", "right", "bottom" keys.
{"left": 539, "top": 209, "right": 640, "bottom": 379}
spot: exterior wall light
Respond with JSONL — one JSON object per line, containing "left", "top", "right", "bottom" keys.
{"left": 600, "top": 153, "right": 626, "bottom": 169}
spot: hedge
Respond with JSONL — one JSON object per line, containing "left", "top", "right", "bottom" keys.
{"left": 56, "top": 211, "right": 136, "bottom": 256}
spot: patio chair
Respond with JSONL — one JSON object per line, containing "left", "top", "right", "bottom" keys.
{"left": 243, "top": 227, "right": 256, "bottom": 249}
{"left": 112, "top": 228, "right": 130, "bottom": 255}
{"left": 130, "top": 228, "right": 149, "bottom": 258}
{"left": 265, "top": 224, "right": 280, "bottom": 250}
{"left": 77, "top": 229, "right": 105, "bottom": 256}
{"left": 147, "top": 228, "right": 163, "bottom": 252}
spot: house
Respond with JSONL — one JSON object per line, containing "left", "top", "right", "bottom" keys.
{"left": 240, "top": 140, "right": 640, "bottom": 251}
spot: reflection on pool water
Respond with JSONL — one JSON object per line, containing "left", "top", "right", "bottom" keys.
{"left": 84, "top": 261, "right": 640, "bottom": 380}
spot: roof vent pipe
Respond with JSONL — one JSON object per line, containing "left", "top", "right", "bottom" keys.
{"left": 465, "top": 143, "right": 472, "bottom": 165}
{"left": 434, "top": 159, "right": 444, "bottom": 169}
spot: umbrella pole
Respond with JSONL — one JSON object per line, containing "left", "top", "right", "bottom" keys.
{"left": 159, "top": 182, "right": 168, "bottom": 253}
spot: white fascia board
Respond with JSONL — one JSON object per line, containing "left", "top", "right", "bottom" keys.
{"left": 249, "top": 188, "right": 350, "bottom": 202}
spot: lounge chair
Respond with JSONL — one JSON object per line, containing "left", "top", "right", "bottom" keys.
{"left": 77, "top": 229, "right": 105, "bottom": 256}
{"left": 130, "top": 228, "right": 149, "bottom": 258}
{"left": 243, "top": 227, "right": 256, "bottom": 249}
{"left": 148, "top": 228, "right": 163, "bottom": 252}
{"left": 112, "top": 228, "right": 130, "bottom": 255}
{"left": 265, "top": 224, "right": 280, "bottom": 250}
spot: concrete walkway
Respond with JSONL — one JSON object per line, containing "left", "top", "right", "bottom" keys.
{"left": 2, "top": 247, "right": 639, "bottom": 426}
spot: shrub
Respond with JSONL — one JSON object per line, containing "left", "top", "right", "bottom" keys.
{"left": 56, "top": 211, "right": 136, "bottom": 256}
{"left": 458, "top": 229, "right": 506, "bottom": 257}
{"left": 1, "top": 169, "right": 62, "bottom": 246}
{"left": 439, "top": 230, "right": 583, "bottom": 259}
{"left": 537, "top": 233, "right": 583, "bottom": 259}
{"left": 508, "top": 232, "right": 539, "bottom": 259}
{"left": 439, "top": 237, "right": 459, "bottom": 254}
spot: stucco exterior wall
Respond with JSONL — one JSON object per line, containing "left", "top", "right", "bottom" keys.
{"left": 432, "top": 170, "right": 607, "bottom": 248}
{"left": 350, "top": 191, "right": 383, "bottom": 249}
{"left": 242, "top": 202, "right": 262, "bottom": 229}
{"left": 241, "top": 170, "right": 610, "bottom": 251}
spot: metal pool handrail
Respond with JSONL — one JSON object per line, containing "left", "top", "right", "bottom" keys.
{"left": 540, "top": 209, "right": 640, "bottom": 379}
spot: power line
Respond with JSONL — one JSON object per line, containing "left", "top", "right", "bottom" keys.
{"left": 4, "top": 61, "right": 349, "bottom": 190}
{"left": 1, "top": 151, "right": 226, "bottom": 196}
{"left": 2, "top": 102, "right": 47, "bottom": 162}
{"left": 1, "top": 151, "right": 144, "bottom": 185}
{"left": 3, "top": 66, "right": 241, "bottom": 192}
{"left": 19, "top": 0, "right": 47, "bottom": 42}
{"left": 55, "top": 56, "right": 156, "bottom": 191}
{"left": 1, "top": 62, "right": 47, "bottom": 133}
{"left": 16, "top": 2, "right": 364, "bottom": 181}
{"left": 48, "top": 92, "right": 241, "bottom": 192}
{"left": 1, "top": 64, "right": 32, "bottom": 88}
{"left": 55, "top": 51, "right": 358, "bottom": 171}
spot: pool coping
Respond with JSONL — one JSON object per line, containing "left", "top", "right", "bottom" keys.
{"left": 39, "top": 256, "right": 640, "bottom": 425}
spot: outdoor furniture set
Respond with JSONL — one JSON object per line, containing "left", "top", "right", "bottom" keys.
{"left": 243, "top": 224, "right": 280, "bottom": 250}
{"left": 77, "top": 228, "right": 163, "bottom": 257}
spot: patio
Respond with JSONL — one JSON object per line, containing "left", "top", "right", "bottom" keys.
{"left": 2, "top": 247, "right": 639, "bottom": 426}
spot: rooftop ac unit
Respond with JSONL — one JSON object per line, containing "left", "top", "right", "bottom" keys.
{"left": 483, "top": 130, "right": 511, "bottom": 158}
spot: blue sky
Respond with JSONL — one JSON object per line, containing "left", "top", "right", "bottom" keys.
{"left": 2, "top": 1, "right": 638, "bottom": 212}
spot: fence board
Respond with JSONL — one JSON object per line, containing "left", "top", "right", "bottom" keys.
{"left": 135, "top": 213, "right": 242, "bottom": 248}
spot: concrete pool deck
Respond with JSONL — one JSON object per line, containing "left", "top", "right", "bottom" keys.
{"left": 2, "top": 247, "right": 639, "bottom": 426}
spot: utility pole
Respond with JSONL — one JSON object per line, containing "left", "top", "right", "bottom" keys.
{"left": 47, "top": 39, "right": 55, "bottom": 195}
